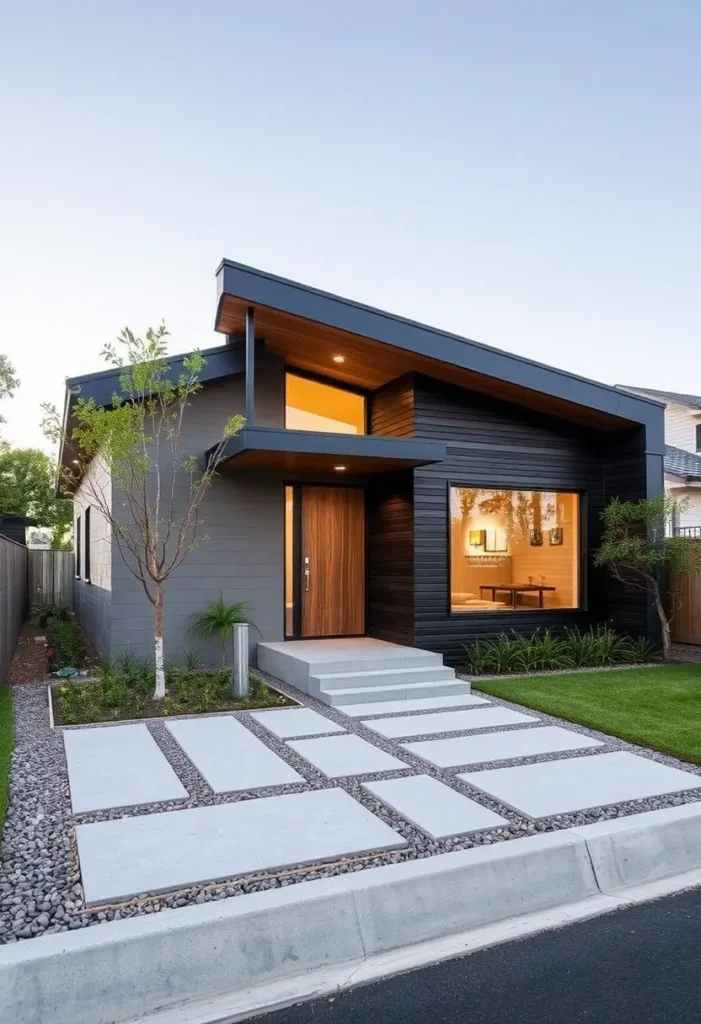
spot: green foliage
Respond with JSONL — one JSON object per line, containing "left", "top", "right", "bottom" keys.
{"left": 463, "top": 626, "right": 659, "bottom": 675}
{"left": 0, "top": 354, "right": 19, "bottom": 428}
{"left": 192, "top": 593, "right": 257, "bottom": 665}
{"left": 595, "top": 494, "right": 701, "bottom": 580}
{"left": 46, "top": 616, "right": 85, "bottom": 670}
{"left": 31, "top": 600, "right": 70, "bottom": 627}
{"left": 0, "top": 447, "right": 72, "bottom": 545}
{"left": 53, "top": 662, "right": 292, "bottom": 725}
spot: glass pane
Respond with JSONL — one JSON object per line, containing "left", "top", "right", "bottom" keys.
{"left": 450, "top": 488, "right": 580, "bottom": 612}
{"left": 285, "top": 486, "right": 294, "bottom": 637}
{"left": 285, "top": 374, "right": 365, "bottom": 434}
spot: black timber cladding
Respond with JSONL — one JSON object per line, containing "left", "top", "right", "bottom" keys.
{"left": 370, "top": 374, "right": 656, "bottom": 664}
{"left": 367, "top": 378, "right": 416, "bottom": 645}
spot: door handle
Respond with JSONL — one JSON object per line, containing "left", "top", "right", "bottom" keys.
{"left": 304, "top": 556, "right": 310, "bottom": 592}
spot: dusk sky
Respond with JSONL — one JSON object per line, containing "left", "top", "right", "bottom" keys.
{"left": 1, "top": 1, "right": 699, "bottom": 450}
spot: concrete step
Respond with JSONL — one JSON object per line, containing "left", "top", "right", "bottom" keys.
{"left": 319, "top": 678, "right": 473, "bottom": 707}
{"left": 309, "top": 665, "right": 456, "bottom": 694}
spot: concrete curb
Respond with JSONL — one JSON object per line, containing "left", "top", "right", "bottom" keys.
{"left": 2, "top": 805, "right": 701, "bottom": 1024}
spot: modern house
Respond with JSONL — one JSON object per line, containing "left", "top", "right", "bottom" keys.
{"left": 618, "top": 387, "right": 701, "bottom": 537}
{"left": 60, "top": 261, "right": 664, "bottom": 699}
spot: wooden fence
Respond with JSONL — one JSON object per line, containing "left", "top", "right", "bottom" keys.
{"left": 669, "top": 566, "right": 701, "bottom": 645}
{"left": 0, "top": 536, "right": 28, "bottom": 684}
{"left": 27, "top": 550, "right": 74, "bottom": 609}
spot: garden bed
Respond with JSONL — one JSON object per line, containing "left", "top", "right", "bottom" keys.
{"left": 50, "top": 666, "right": 296, "bottom": 726}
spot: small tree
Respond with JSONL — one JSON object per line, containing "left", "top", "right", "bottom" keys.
{"left": 0, "top": 446, "right": 73, "bottom": 546}
{"left": 594, "top": 494, "right": 701, "bottom": 659}
{"left": 42, "top": 325, "right": 243, "bottom": 699}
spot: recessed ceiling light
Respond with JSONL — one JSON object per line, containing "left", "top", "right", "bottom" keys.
{"left": 334, "top": 465, "right": 347, "bottom": 472}
{"left": 332, "top": 355, "right": 345, "bottom": 363}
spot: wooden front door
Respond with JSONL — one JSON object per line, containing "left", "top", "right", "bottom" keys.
{"left": 300, "top": 486, "right": 365, "bottom": 637}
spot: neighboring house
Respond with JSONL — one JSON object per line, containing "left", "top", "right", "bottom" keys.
{"left": 59, "top": 260, "right": 664, "bottom": 665}
{"left": 0, "top": 513, "right": 36, "bottom": 545}
{"left": 618, "top": 387, "right": 701, "bottom": 536}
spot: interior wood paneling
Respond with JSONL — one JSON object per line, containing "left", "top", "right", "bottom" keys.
{"left": 301, "top": 486, "right": 365, "bottom": 636}
{"left": 218, "top": 296, "right": 633, "bottom": 430}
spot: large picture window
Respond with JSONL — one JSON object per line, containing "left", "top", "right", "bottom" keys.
{"left": 285, "top": 373, "right": 366, "bottom": 435}
{"left": 450, "top": 487, "right": 580, "bottom": 612}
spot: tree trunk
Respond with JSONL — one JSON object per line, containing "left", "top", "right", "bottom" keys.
{"left": 154, "top": 582, "right": 166, "bottom": 699}
{"left": 653, "top": 585, "right": 672, "bottom": 660}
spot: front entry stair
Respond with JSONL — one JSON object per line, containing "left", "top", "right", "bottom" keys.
{"left": 257, "top": 639, "right": 471, "bottom": 707}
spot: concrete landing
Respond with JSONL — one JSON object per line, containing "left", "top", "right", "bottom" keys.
{"left": 258, "top": 639, "right": 471, "bottom": 709}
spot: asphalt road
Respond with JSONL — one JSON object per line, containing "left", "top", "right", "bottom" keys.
{"left": 252, "top": 888, "right": 701, "bottom": 1023}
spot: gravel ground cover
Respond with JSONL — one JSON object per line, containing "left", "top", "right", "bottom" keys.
{"left": 2, "top": 669, "right": 701, "bottom": 946}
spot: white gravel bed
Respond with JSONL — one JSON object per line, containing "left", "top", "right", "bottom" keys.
{"left": 2, "top": 667, "right": 701, "bottom": 945}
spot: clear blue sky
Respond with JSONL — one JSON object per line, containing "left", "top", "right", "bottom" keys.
{"left": 1, "top": 1, "right": 699, "bottom": 449}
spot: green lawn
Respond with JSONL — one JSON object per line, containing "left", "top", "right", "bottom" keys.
{"left": 473, "top": 664, "right": 701, "bottom": 765}
{"left": 0, "top": 686, "right": 13, "bottom": 836}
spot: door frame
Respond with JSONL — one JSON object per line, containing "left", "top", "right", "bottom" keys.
{"left": 284, "top": 482, "right": 368, "bottom": 640}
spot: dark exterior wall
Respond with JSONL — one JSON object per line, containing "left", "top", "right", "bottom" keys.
{"left": 0, "top": 520, "right": 28, "bottom": 545}
{"left": 366, "top": 377, "right": 416, "bottom": 644}
{"left": 410, "top": 375, "right": 653, "bottom": 664}
{"left": 603, "top": 424, "right": 659, "bottom": 644}
{"left": 73, "top": 456, "right": 112, "bottom": 657}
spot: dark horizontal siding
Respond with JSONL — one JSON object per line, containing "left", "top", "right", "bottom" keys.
{"left": 370, "top": 375, "right": 415, "bottom": 438}
{"left": 367, "top": 470, "right": 415, "bottom": 645}
{"left": 411, "top": 375, "right": 650, "bottom": 665}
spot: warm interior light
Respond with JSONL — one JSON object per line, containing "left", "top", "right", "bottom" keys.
{"left": 334, "top": 465, "right": 347, "bottom": 471}
{"left": 332, "top": 354, "right": 345, "bottom": 363}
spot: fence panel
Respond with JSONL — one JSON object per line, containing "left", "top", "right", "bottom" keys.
{"left": 668, "top": 541, "right": 701, "bottom": 643}
{"left": 27, "top": 550, "right": 75, "bottom": 609}
{"left": 0, "top": 536, "right": 28, "bottom": 683}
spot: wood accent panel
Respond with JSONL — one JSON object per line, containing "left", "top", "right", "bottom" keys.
{"left": 669, "top": 559, "right": 701, "bottom": 644}
{"left": 301, "top": 486, "right": 365, "bottom": 636}
{"left": 218, "top": 296, "right": 632, "bottom": 431}
{"left": 367, "top": 471, "right": 415, "bottom": 645}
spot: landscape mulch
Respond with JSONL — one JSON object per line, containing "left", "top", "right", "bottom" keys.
{"left": 8, "top": 621, "right": 100, "bottom": 686}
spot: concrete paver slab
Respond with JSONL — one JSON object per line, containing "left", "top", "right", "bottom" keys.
{"left": 405, "top": 726, "right": 603, "bottom": 768}
{"left": 166, "top": 717, "right": 303, "bottom": 793}
{"left": 76, "top": 787, "right": 406, "bottom": 904}
{"left": 337, "top": 694, "right": 490, "bottom": 718}
{"left": 287, "top": 734, "right": 408, "bottom": 777}
{"left": 461, "top": 751, "right": 701, "bottom": 818}
{"left": 63, "top": 724, "right": 188, "bottom": 813}
{"left": 250, "top": 707, "right": 346, "bottom": 738}
{"left": 363, "top": 775, "right": 509, "bottom": 838}
{"left": 364, "top": 706, "right": 538, "bottom": 739}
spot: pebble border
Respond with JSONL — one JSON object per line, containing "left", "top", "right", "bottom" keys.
{"left": 2, "top": 666, "right": 701, "bottom": 945}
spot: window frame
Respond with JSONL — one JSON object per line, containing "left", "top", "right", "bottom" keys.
{"left": 695, "top": 423, "right": 701, "bottom": 452}
{"left": 75, "top": 514, "right": 81, "bottom": 579}
{"left": 284, "top": 369, "right": 370, "bottom": 435}
{"left": 446, "top": 481, "right": 587, "bottom": 617}
{"left": 83, "top": 506, "right": 91, "bottom": 583}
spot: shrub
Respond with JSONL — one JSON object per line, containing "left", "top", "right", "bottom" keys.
{"left": 463, "top": 626, "right": 660, "bottom": 675}
{"left": 46, "top": 616, "right": 85, "bottom": 670}
{"left": 32, "top": 600, "right": 71, "bottom": 627}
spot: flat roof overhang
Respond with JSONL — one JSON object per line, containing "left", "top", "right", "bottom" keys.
{"left": 208, "top": 427, "right": 446, "bottom": 475}
{"left": 215, "top": 260, "right": 665, "bottom": 438}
